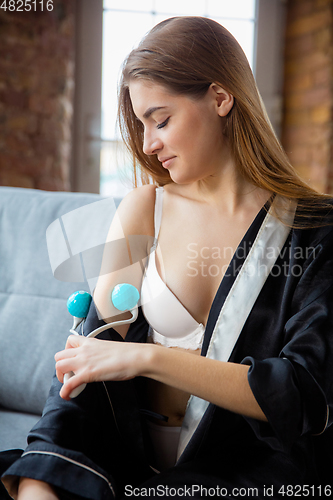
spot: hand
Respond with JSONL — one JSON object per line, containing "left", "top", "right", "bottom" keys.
{"left": 55, "top": 335, "right": 151, "bottom": 400}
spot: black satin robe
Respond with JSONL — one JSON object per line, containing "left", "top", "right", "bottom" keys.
{"left": 1, "top": 204, "right": 333, "bottom": 499}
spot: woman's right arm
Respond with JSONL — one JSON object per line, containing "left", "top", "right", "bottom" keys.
{"left": 93, "top": 184, "right": 156, "bottom": 336}
{"left": 17, "top": 478, "right": 59, "bottom": 500}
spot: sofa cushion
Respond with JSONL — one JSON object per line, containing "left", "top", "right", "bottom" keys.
{"left": 0, "top": 408, "right": 40, "bottom": 451}
{"left": 0, "top": 187, "right": 119, "bottom": 416}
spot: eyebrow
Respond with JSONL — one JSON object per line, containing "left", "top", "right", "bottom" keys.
{"left": 143, "top": 106, "right": 166, "bottom": 119}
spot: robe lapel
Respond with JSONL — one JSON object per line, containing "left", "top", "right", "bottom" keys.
{"left": 177, "top": 197, "right": 296, "bottom": 460}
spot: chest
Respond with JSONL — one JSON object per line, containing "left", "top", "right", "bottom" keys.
{"left": 155, "top": 208, "right": 252, "bottom": 326}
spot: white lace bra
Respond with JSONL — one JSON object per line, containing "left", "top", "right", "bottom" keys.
{"left": 140, "top": 187, "right": 205, "bottom": 350}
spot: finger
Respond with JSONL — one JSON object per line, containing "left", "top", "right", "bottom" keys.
{"left": 55, "top": 346, "right": 80, "bottom": 362}
{"left": 55, "top": 364, "right": 73, "bottom": 385}
{"left": 55, "top": 357, "right": 79, "bottom": 379}
{"left": 65, "top": 334, "right": 86, "bottom": 350}
{"left": 56, "top": 364, "right": 64, "bottom": 384}
{"left": 60, "top": 372, "right": 86, "bottom": 400}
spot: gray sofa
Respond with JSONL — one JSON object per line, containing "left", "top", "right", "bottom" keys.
{"left": 0, "top": 186, "right": 121, "bottom": 452}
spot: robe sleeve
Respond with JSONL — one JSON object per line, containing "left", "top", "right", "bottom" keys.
{"left": 1, "top": 302, "right": 152, "bottom": 500}
{"left": 241, "top": 227, "right": 333, "bottom": 453}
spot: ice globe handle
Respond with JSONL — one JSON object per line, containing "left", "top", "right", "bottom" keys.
{"left": 64, "top": 284, "right": 139, "bottom": 398}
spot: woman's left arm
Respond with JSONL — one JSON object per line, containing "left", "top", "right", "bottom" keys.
{"left": 55, "top": 335, "right": 267, "bottom": 421}
{"left": 143, "top": 342, "right": 267, "bottom": 421}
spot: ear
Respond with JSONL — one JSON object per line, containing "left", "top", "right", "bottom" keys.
{"left": 210, "top": 83, "right": 234, "bottom": 117}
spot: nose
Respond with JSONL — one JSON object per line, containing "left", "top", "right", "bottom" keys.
{"left": 143, "top": 130, "right": 163, "bottom": 156}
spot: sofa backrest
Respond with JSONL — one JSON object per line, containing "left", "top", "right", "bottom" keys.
{"left": 0, "top": 187, "right": 121, "bottom": 415}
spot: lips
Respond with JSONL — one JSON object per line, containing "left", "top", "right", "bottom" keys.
{"left": 159, "top": 156, "right": 176, "bottom": 169}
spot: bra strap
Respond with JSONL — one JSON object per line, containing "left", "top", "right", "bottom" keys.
{"left": 154, "top": 187, "right": 164, "bottom": 239}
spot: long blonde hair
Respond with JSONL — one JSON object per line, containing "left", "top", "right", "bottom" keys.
{"left": 118, "top": 16, "right": 332, "bottom": 227}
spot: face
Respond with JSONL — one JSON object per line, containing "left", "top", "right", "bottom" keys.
{"left": 129, "top": 80, "right": 232, "bottom": 185}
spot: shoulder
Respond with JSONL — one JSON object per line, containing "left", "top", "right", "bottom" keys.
{"left": 116, "top": 184, "right": 157, "bottom": 236}
{"left": 118, "top": 183, "right": 157, "bottom": 211}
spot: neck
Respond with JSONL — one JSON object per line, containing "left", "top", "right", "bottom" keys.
{"left": 181, "top": 152, "right": 271, "bottom": 215}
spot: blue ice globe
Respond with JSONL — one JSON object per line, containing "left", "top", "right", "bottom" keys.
{"left": 111, "top": 283, "right": 140, "bottom": 311}
{"left": 67, "top": 290, "right": 92, "bottom": 318}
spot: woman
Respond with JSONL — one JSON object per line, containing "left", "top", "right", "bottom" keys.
{"left": 3, "top": 16, "right": 333, "bottom": 500}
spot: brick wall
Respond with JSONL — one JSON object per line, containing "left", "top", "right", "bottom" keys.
{"left": 1, "top": 1, "right": 332, "bottom": 194}
{"left": 281, "top": 0, "right": 333, "bottom": 194}
{"left": 0, "top": 1, "right": 75, "bottom": 190}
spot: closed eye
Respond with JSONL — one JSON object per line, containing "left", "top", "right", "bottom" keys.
{"left": 157, "top": 117, "right": 170, "bottom": 129}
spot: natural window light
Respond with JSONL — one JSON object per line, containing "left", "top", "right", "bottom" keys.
{"left": 100, "top": 0, "right": 258, "bottom": 197}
